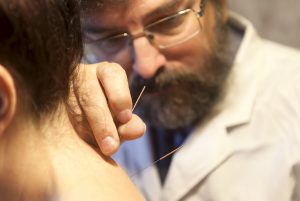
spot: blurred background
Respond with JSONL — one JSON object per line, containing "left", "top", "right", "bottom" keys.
{"left": 228, "top": 0, "right": 300, "bottom": 49}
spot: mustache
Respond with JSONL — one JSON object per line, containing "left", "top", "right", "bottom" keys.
{"left": 129, "top": 66, "right": 212, "bottom": 102}
{"left": 129, "top": 74, "right": 155, "bottom": 103}
{"left": 129, "top": 67, "right": 184, "bottom": 101}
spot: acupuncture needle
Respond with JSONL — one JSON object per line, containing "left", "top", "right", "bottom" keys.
{"left": 130, "top": 144, "right": 184, "bottom": 178}
{"left": 130, "top": 85, "right": 184, "bottom": 178}
{"left": 132, "top": 85, "right": 146, "bottom": 111}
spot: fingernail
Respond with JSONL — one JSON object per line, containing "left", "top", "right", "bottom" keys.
{"left": 118, "top": 109, "right": 132, "bottom": 123}
{"left": 101, "top": 136, "right": 118, "bottom": 155}
{"left": 143, "top": 123, "right": 147, "bottom": 133}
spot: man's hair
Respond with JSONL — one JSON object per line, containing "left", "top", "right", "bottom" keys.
{"left": 80, "top": 0, "right": 220, "bottom": 10}
{"left": 0, "top": 0, "right": 82, "bottom": 117}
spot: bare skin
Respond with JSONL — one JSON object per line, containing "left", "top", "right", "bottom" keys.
{"left": 68, "top": 62, "right": 146, "bottom": 156}
{"left": 0, "top": 64, "right": 144, "bottom": 200}
{"left": 0, "top": 102, "right": 145, "bottom": 201}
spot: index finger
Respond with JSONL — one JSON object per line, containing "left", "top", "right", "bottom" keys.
{"left": 96, "top": 62, "right": 133, "bottom": 124}
{"left": 74, "top": 63, "right": 121, "bottom": 155}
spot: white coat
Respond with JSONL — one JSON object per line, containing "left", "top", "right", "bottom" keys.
{"left": 114, "top": 12, "right": 300, "bottom": 201}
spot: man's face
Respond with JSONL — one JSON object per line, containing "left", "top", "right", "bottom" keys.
{"left": 82, "top": 0, "right": 231, "bottom": 130}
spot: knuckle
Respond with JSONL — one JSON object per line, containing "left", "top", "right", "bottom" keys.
{"left": 82, "top": 105, "right": 113, "bottom": 138}
{"left": 78, "top": 92, "right": 91, "bottom": 106}
{"left": 94, "top": 120, "right": 109, "bottom": 136}
{"left": 110, "top": 94, "right": 132, "bottom": 110}
{"left": 98, "top": 62, "right": 126, "bottom": 79}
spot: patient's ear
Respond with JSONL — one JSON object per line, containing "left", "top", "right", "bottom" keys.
{"left": 0, "top": 64, "right": 16, "bottom": 136}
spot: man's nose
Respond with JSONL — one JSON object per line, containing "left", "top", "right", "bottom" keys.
{"left": 132, "top": 37, "right": 166, "bottom": 79}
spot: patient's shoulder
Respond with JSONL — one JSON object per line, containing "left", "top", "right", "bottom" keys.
{"left": 48, "top": 135, "right": 145, "bottom": 201}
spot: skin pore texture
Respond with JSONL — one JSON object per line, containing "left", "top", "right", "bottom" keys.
{"left": 0, "top": 101, "right": 144, "bottom": 201}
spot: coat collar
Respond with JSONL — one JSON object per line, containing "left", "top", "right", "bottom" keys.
{"left": 162, "top": 122, "right": 233, "bottom": 201}
{"left": 161, "top": 12, "right": 267, "bottom": 201}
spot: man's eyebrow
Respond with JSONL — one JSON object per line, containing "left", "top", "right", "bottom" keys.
{"left": 144, "top": 0, "right": 191, "bottom": 21}
{"left": 83, "top": 23, "right": 123, "bottom": 34}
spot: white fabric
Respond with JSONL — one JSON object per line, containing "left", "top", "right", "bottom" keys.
{"left": 113, "top": 12, "right": 300, "bottom": 201}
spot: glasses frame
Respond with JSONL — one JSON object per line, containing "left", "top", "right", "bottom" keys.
{"left": 85, "top": 0, "right": 208, "bottom": 52}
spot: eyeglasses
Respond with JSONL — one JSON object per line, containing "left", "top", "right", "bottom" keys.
{"left": 84, "top": 5, "right": 207, "bottom": 64}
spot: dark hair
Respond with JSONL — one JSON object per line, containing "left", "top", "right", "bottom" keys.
{"left": 80, "top": 0, "right": 219, "bottom": 11}
{"left": 0, "top": 0, "right": 82, "bottom": 117}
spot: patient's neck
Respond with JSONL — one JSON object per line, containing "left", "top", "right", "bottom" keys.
{"left": 0, "top": 102, "right": 144, "bottom": 201}
{"left": 0, "top": 102, "right": 85, "bottom": 200}
{"left": 0, "top": 104, "right": 68, "bottom": 200}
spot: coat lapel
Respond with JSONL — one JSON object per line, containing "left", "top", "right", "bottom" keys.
{"left": 162, "top": 119, "right": 234, "bottom": 201}
{"left": 161, "top": 12, "right": 266, "bottom": 201}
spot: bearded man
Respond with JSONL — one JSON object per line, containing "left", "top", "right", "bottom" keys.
{"left": 69, "top": 0, "right": 300, "bottom": 200}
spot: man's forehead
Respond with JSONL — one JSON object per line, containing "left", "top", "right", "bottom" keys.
{"left": 84, "top": 0, "right": 178, "bottom": 8}
{"left": 84, "top": 0, "right": 183, "bottom": 15}
{"left": 82, "top": 0, "right": 193, "bottom": 32}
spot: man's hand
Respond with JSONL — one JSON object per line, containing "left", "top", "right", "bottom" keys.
{"left": 67, "top": 62, "right": 146, "bottom": 156}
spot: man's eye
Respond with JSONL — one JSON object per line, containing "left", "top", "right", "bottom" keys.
{"left": 100, "top": 37, "right": 128, "bottom": 54}
{"left": 83, "top": 32, "right": 106, "bottom": 43}
{"left": 162, "top": 16, "right": 185, "bottom": 28}
{"left": 148, "top": 15, "right": 186, "bottom": 34}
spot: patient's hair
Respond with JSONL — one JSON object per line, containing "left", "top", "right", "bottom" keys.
{"left": 0, "top": 0, "right": 82, "bottom": 117}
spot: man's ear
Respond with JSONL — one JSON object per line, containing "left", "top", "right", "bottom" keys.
{"left": 0, "top": 64, "right": 16, "bottom": 136}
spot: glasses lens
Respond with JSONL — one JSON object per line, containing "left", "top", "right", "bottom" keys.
{"left": 147, "top": 9, "right": 201, "bottom": 49}
{"left": 102, "top": 35, "right": 130, "bottom": 54}
{"left": 84, "top": 34, "right": 130, "bottom": 63}
{"left": 83, "top": 9, "right": 202, "bottom": 64}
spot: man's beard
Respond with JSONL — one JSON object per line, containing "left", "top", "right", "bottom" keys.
{"left": 130, "top": 22, "right": 231, "bottom": 131}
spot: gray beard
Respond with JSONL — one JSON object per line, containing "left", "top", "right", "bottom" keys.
{"left": 130, "top": 23, "right": 232, "bottom": 131}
